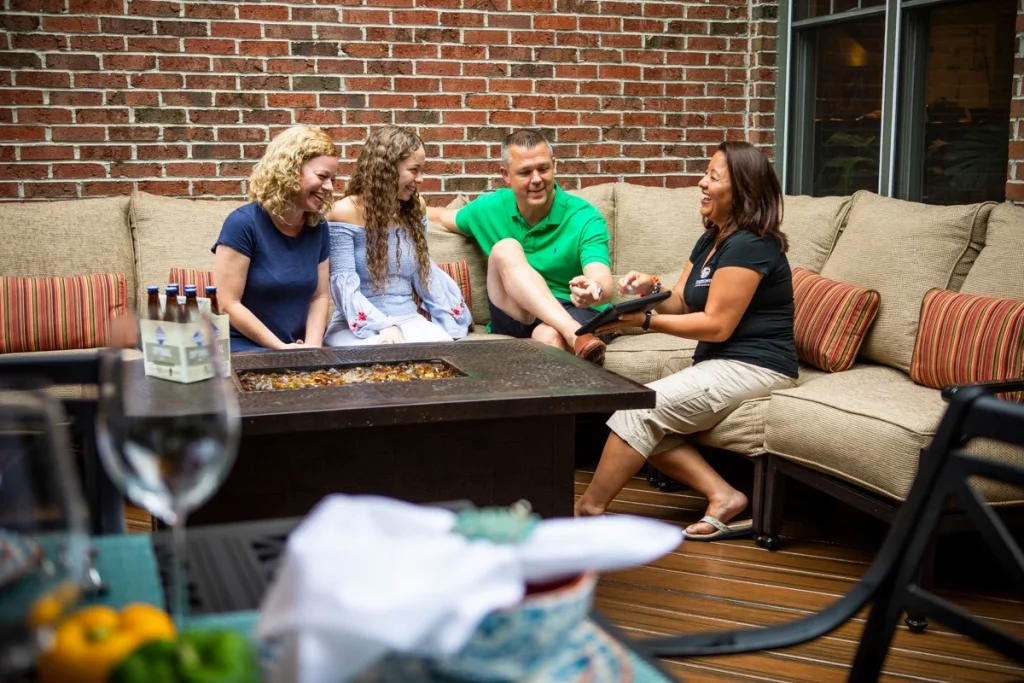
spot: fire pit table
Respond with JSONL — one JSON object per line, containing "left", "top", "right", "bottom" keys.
{"left": 128, "top": 339, "right": 654, "bottom": 524}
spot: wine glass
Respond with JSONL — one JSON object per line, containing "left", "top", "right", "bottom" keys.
{"left": 0, "top": 378, "right": 89, "bottom": 677}
{"left": 95, "top": 315, "right": 240, "bottom": 626}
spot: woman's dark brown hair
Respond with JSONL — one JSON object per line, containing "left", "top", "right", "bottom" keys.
{"left": 708, "top": 141, "right": 787, "bottom": 251}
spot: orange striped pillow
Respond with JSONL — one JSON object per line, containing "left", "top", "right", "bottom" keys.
{"left": 414, "top": 260, "right": 474, "bottom": 331}
{"left": 910, "top": 288, "right": 1024, "bottom": 401}
{"left": 0, "top": 273, "right": 128, "bottom": 353}
{"left": 167, "top": 267, "right": 215, "bottom": 293}
{"left": 792, "top": 267, "right": 881, "bottom": 372}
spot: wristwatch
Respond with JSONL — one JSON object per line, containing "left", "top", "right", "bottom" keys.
{"left": 642, "top": 309, "right": 653, "bottom": 331}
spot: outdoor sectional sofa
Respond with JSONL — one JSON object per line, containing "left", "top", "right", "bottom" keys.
{"left": 2, "top": 186, "right": 1022, "bottom": 553}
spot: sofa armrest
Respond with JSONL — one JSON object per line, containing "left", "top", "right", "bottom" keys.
{"left": 941, "top": 378, "right": 1024, "bottom": 402}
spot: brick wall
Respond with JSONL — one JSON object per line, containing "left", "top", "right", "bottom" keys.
{"left": 0, "top": 0, "right": 776, "bottom": 203}
{"left": 1006, "top": 0, "right": 1024, "bottom": 203}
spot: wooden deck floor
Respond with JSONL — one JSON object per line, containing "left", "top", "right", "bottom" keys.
{"left": 578, "top": 468, "right": 1024, "bottom": 683}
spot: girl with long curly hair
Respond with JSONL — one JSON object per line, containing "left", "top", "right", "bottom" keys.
{"left": 324, "top": 126, "right": 471, "bottom": 346}
{"left": 213, "top": 125, "right": 338, "bottom": 352}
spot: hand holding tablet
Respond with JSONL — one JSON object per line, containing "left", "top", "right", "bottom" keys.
{"left": 575, "top": 291, "right": 671, "bottom": 336}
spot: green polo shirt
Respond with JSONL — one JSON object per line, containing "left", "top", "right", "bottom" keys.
{"left": 455, "top": 184, "right": 611, "bottom": 305}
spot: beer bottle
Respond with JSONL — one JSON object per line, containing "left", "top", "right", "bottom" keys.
{"left": 204, "top": 286, "right": 219, "bottom": 315}
{"left": 163, "top": 285, "right": 182, "bottom": 323}
{"left": 184, "top": 285, "right": 200, "bottom": 322}
{"left": 146, "top": 285, "right": 161, "bottom": 320}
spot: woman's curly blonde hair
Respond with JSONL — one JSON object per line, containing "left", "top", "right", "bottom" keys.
{"left": 248, "top": 125, "right": 339, "bottom": 228}
{"left": 345, "top": 126, "right": 430, "bottom": 294}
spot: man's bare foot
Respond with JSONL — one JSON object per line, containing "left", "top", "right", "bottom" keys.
{"left": 684, "top": 490, "right": 748, "bottom": 536}
{"left": 574, "top": 499, "right": 605, "bottom": 517}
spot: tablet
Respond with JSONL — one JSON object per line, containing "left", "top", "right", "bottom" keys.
{"left": 575, "top": 291, "right": 671, "bottom": 336}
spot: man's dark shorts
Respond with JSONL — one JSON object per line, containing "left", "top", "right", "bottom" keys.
{"left": 487, "top": 297, "right": 613, "bottom": 344}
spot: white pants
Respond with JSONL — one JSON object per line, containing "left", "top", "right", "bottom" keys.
{"left": 324, "top": 313, "right": 454, "bottom": 347}
{"left": 608, "top": 358, "right": 796, "bottom": 458}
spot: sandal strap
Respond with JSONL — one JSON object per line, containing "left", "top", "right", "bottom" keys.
{"left": 698, "top": 515, "right": 729, "bottom": 533}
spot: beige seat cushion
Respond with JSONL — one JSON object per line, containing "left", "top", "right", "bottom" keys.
{"left": 130, "top": 192, "right": 246, "bottom": 308}
{"left": 780, "top": 195, "right": 850, "bottom": 273}
{"left": 820, "top": 191, "right": 993, "bottom": 372}
{"left": 0, "top": 196, "right": 137, "bottom": 312}
{"left": 764, "top": 365, "right": 1024, "bottom": 504}
{"left": 961, "top": 202, "right": 1024, "bottom": 300}
{"left": 694, "top": 362, "right": 828, "bottom": 456}
{"left": 603, "top": 332, "right": 696, "bottom": 386}
{"left": 611, "top": 185, "right": 705, "bottom": 276}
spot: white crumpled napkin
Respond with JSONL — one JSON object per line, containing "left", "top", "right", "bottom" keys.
{"left": 256, "top": 495, "right": 682, "bottom": 683}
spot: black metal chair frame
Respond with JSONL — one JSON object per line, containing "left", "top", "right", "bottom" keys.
{"left": 0, "top": 350, "right": 125, "bottom": 535}
{"left": 637, "top": 378, "right": 1024, "bottom": 681}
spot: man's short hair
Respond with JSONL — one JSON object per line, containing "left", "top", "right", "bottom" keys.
{"left": 500, "top": 129, "right": 553, "bottom": 167}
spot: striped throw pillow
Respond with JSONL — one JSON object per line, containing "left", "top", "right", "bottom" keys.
{"left": 910, "top": 288, "right": 1024, "bottom": 401}
{"left": 167, "top": 267, "right": 215, "bottom": 294}
{"left": 792, "top": 267, "right": 881, "bottom": 372}
{"left": 414, "top": 260, "right": 474, "bottom": 331}
{"left": 0, "top": 273, "right": 128, "bottom": 353}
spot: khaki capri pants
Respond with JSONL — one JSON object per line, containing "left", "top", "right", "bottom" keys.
{"left": 607, "top": 358, "right": 796, "bottom": 458}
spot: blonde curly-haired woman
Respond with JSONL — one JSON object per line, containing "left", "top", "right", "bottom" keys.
{"left": 212, "top": 125, "right": 339, "bottom": 352}
{"left": 324, "top": 126, "right": 471, "bottom": 346}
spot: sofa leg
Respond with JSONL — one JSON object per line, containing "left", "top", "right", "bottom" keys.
{"left": 756, "top": 454, "right": 785, "bottom": 551}
{"left": 752, "top": 454, "right": 766, "bottom": 541}
{"left": 904, "top": 535, "right": 937, "bottom": 633}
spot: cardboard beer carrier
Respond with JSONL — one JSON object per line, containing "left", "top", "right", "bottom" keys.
{"left": 140, "top": 287, "right": 231, "bottom": 384}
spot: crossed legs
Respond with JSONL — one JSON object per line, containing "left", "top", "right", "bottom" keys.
{"left": 487, "top": 238, "right": 584, "bottom": 349}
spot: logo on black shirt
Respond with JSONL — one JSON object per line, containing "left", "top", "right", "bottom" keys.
{"left": 695, "top": 265, "right": 712, "bottom": 287}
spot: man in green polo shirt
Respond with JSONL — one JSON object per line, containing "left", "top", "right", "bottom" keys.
{"left": 428, "top": 129, "right": 612, "bottom": 363}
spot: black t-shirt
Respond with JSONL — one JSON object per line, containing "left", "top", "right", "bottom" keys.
{"left": 683, "top": 229, "right": 798, "bottom": 378}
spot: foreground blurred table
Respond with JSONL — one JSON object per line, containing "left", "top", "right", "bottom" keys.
{"left": 129, "top": 340, "right": 655, "bottom": 524}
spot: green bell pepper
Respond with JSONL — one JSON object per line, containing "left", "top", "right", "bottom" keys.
{"left": 109, "top": 630, "right": 259, "bottom": 683}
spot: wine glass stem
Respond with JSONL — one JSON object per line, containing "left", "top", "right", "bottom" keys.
{"left": 170, "top": 514, "right": 188, "bottom": 628}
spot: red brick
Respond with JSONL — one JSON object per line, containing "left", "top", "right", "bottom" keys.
{"left": 239, "top": 5, "right": 289, "bottom": 21}
{"left": 490, "top": 110, "right": 533, "bottom": 125}
{"left": 344, "top": 77, "right": 393, "bottom": 91}
{"left": 395, "top": 77, "right": 440, "bottom": 92}
{"left": 47, "top": 54, "right": 101, "bottom": 71}
{"left": 582, "top": 80, "right": 623, "bottom": 95}
{"left": 342, "top": 43, "right": 389, "bottom": 58}
{"left": 0, "top": 89, "right": 43, "bottom": 106}
{"left": 464, "top": 30, "right": 510, "bottom": 44}
{"left": 52, "top": 163, "right": 106, "bottom": 179}
{"left": 0, "top": 163, "right": 49, "bottom": 179}
{"left": 416, "top": 61, "right": 461, "bottom": 76}
{"left": 394, "top": 9, "right": 439, "bottom": 23}
{"left": 127, "top": 37, "right": 182, "bottom": 52}
{"left": 488, "top": 78, "right": 534, "bottom": 93}
{"left": 599, "top": 34, "right": 642, "bottom": 48}
{"left": 103, "top": 54, "right": 157, "bottom": 71}
{"left": 13, "top": 34, "right": 68, "bottom": 51}
{"left": 101, "top": 17, "right": 154, "bottom": 34}
{"left": 292, "top": 7, "right": 341, "bottom": 22}
{"left": 138, "top": 180, "right": 190, "bottom": 195}
{"left": 80, "top": 145, "right": 133, "bottom": 161}
{"left": 581, "top": 16, "right": 620, "bottom": 31}
{"left": 394, "top": 44, "right": 439, "bottom": 58}
{"left": 444, "top": 111, "right": 487, "bottom": 125}
{"left": 25, "top": 182, "right": 80, "bottom": 198}
{"left": 0, "top": 183, "right": 18, "bottom": 198}
{"left": 165, "top": 162, "right": 217, "bottom": 177}
{"left": 51, "top": 126, "right": 105, "bottom": 142}
{"left": 212, "top": 22, "right": 262, "bottom": 39}
{"left": 185, "top": 3, "right": 235, "bottom": 19}
{"left": 489, "top": 46, "right": 533, "bottom": 60}
{"left": 19, "top": 145, "right": 75, "bottom": 161}
{"left": 295, "top": 109, "right": 344, "bottom": 125}
{"left": 264, "top": 59, "right": 316, "bottom": 75}
{"left": 136, "top": 144, "right": 188, "bottom": 160}
{"left": 535, "top": 15, "right": 577, "bottom": 29}
{"left": 536, "top": 111, "right": 578, "bottom": 126}
{"left": 239, "top": 40, "right": 289, "bottom": 56}
{"left": 12, "top": 72, "right": 68, "bottom": 88}
{"left": 130, "top": 0, "right": 185, "bottom": 16}
{"left": 108, "top": 126, "right": 161, "bottom": 141}
{"left": 193, "top": 180, "right": 244, "bottom": 196}
{"left": 9, "top": 0, "right": 63, "bottom": 9}
{"left": 71, "top": 36, "right": 126, "bottom": 51}
{"left": 77, "top": 109, "right": 130, "bottom": 124}
{"left": 0, "top": 125, "right": 44, "bottom": 141}
{"left": 625, "top": 81, "right": 664, "bottom": 96}
{"left": 265, "top": 24, "right": 315, "bottom": 40}
{"left": 69, "top": 0, "right": 123, "bottom": 12}
{"left": 535, "top": 80, "right": 577, "bottom": 94}
{"left": 43, "top": 16, "right": 100, "bottom": 32}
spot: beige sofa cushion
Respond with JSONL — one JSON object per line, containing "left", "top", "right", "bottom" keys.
{"left": 611, "top": 185, "right": 705, "bottom": 276}
{"left": 694, "top": 362, "right": 829, "bottom": 456}
{"left": 130, "top": 192, "right": 246, "bottom": 308}
{"left": 568, "top": 182, "right": 616, "bottom": 254}
{"left": 764, "top": 365, "right": 1024, "bottom": 504}
{"left": 820, "top": 191, "right": 993, "bottom": 372}
{"left": 603, "top": 332, "right": 696, "bottom": 386}
{"left": 0, "top": 196, "right": 137, "bottom": 312}
{"left": 961, "top": 203, "right": 1024, "bottom": 300}
{"left": 780, "top": 195, "right": 850, "bottom": 273}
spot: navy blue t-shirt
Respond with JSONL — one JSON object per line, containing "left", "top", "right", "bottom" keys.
{"left": 212, "top": 203, "right": 330, "bottom": 346}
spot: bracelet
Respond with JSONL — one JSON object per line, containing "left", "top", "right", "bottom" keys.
{"left": 642, "top": 309, "right": 653, "bottom": 331}
{"left": 650, "top": 276, "right": 662, "bottom": 295}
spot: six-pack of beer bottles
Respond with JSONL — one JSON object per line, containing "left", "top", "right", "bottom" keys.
{"left": 144, "top": 284, "right": 219, "bottom": 323}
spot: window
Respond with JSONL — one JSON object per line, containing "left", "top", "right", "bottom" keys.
{"left": 779, "top": 0, "right": 1016, "bottom": 203}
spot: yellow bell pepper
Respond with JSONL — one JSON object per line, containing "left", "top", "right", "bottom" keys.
{"left": 36, "top": 603, "right": 176, "bottom": 683}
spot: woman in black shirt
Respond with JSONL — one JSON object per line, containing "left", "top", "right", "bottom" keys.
{"left": 575, "top": 142, "right": 798, "bottom": 541}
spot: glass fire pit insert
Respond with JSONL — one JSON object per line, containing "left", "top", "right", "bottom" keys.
{"left": 237, "top": 360, "right": 463, "bottom": 392}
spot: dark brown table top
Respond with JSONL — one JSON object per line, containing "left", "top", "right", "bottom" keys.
{"left": 128, "top": 339, "right": 655, "bottom": 435}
